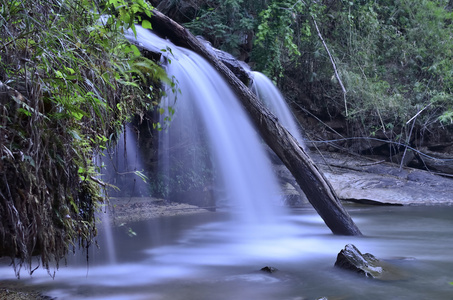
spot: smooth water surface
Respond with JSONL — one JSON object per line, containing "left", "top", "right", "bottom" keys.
{"left": 1, "top": 205, "right": 452, "bottom": 300}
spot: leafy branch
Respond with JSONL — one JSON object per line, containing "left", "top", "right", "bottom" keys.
{"left": 0, "top": 0, "right": 166, "bottom": 276}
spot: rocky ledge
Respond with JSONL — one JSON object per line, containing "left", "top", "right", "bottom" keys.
{"left": 0, "top": 287, "right": 51, "bottom": 300}
{"left": 311, "top": 151, "right": 453, "bottom": 205}
{"left": 105, "top": 197, "right": 212, "bottom": 225}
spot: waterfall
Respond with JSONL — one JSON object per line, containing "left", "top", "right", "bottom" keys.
{"left": 251, "top": 71, "right": 305, "bottom": 148}
{"left": 93, "top": 124, "right": 150, "bottom": 264}
{"left": 100, "top": 124, "right": 149, "bottom": 197}
{"left": 128, "top": 27, "right": 286, "bottom": 225}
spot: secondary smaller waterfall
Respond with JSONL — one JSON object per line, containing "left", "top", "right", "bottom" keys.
{"left": 251, "top": 71, "right": 305, "bottom": 147}
{"left": 100, "top": 124, "right": 149, "bottom": 197}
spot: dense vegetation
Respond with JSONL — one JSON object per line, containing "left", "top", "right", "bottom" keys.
{"left": 0, "top": 0, "right": 164, "bottom": 276}
{"left": 180, "top": 0, "right": 453, "bottom": 153}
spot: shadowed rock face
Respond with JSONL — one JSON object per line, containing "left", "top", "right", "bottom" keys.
{"left": 260, "top": 266, "right": 278, "bottom": 273}
{"left": 334, "top": 244, "right": 409, "bottom": 281}
{"left": 335, "top": 244, "right": 383, "bottom": 278}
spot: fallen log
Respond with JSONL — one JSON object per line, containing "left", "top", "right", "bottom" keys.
{"left": 146, "top": 10, "right": 362, "bottom": 236}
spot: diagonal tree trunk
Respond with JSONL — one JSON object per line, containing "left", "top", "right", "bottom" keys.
{"left": 145, "top": 10, "right": 362, "bottom": 236}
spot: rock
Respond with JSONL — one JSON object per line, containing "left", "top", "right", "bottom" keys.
{"left": 108, "top": 197, "right": 211, "bottom": 225}
{"left": 281, "top": 182, "right": 308, "bottom": 206}
{"left": 260, "top": 266, "right": 278, "bottom": 273}
{"left": 313, "top": 151, "right": 453, "bottom": 205}
{"left": 268, "top": 149, "right": 309, "bottom": 206}
{"left": 335, "top": 244, "right": 383, "bottom": 278}
{"left": 0, "top": 288, "right": 52, "bottom": 300}
{"left": 334, "top": 244, "right": 408, "bottom": 281}
{"left": 411, "top": 147, "right": 453, "bottom": 174}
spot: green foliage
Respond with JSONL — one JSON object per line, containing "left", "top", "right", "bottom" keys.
{"left": 184, "top": 0, "right": 259, "bottom": 57}
{"left": 184, "top": 0, "right": 453, "bottom": 144}
{"left": 324, "top": 0, "right": 453, "bottom": 137}
{"left": 253, "top": 0, "right": 309, "bottom": 80}
{"left": 251, "top": 0, "right": 453, "bottom": 141}
{"left": 0, "top": 0, "right": 164, "bottom": 276}
{"left": 185, "top": 0, "right": 319, "bottom": 81}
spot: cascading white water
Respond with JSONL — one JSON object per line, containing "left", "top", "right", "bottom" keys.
{"left": 130, "top": 27, "right": 286, "bottom": 225}
{"left": 251, "top": 71, "right": 305, "bottom": 147}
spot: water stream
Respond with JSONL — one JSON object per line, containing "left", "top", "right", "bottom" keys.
{"left": 1, "top": 206, "right": 452, "bottom": 299}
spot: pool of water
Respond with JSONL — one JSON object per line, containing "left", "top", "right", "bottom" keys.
{"left": 1, "top": 205, "right": 452, "bottom": 299}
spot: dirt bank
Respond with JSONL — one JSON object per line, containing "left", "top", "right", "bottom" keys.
{"left": 0, "top": 287, "right": 51, "bottom": 300}
{"left": 105, "top": 197, "right": 213, "bottom": 225}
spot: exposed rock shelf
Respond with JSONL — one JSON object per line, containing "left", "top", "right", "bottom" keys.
{"left": 107, "top": 197, "right": 212, "bottom": 225}
{"left": 312, "top": 151, "right": 453, "bottom": 206}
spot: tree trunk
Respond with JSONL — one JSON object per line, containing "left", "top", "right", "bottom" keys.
{"left": 146, "top": 10, "right": 362, "bottom": 236}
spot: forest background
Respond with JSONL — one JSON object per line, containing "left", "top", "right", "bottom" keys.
{"left": 168, "top": 0, "right": 453, "bottom": 156}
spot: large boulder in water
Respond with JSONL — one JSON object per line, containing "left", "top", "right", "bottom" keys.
{"left": 334, "top": 244, "right": 407, "bottom": 280}
{"left": 335, "top": 244, "right": 383, "bottom": 278}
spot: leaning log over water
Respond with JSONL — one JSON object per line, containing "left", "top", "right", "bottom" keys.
{"left": 146, "top": 10, "right": 362, "bottom": 236}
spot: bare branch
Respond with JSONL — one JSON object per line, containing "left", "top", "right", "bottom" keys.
{"left": 312, "top": 16, "right": 348, "bottom": 116}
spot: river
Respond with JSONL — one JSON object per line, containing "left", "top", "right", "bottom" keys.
{"left": 1, "top": 204, "right": 452, "bottom": 299}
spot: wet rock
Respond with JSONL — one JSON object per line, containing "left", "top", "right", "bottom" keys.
{"left": 282, "top": 182, "right": 308, "bottom": 206}
{"left": 108, "top": 197, "right": 211, "bottom": 225}
{"left": 271, "top": 159, "right": 308, "bottom": 206}
{"left": 198, "top": 38, "right": 252, "bottom": 85}
{"left": 334, "top": 244, "right": 408, "bottom": 281}
{"left": 335, "top": 244, "right": 383, "bottom": 278}
{"left": 260, "top": 266, "right": 278, "bottom": 273}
